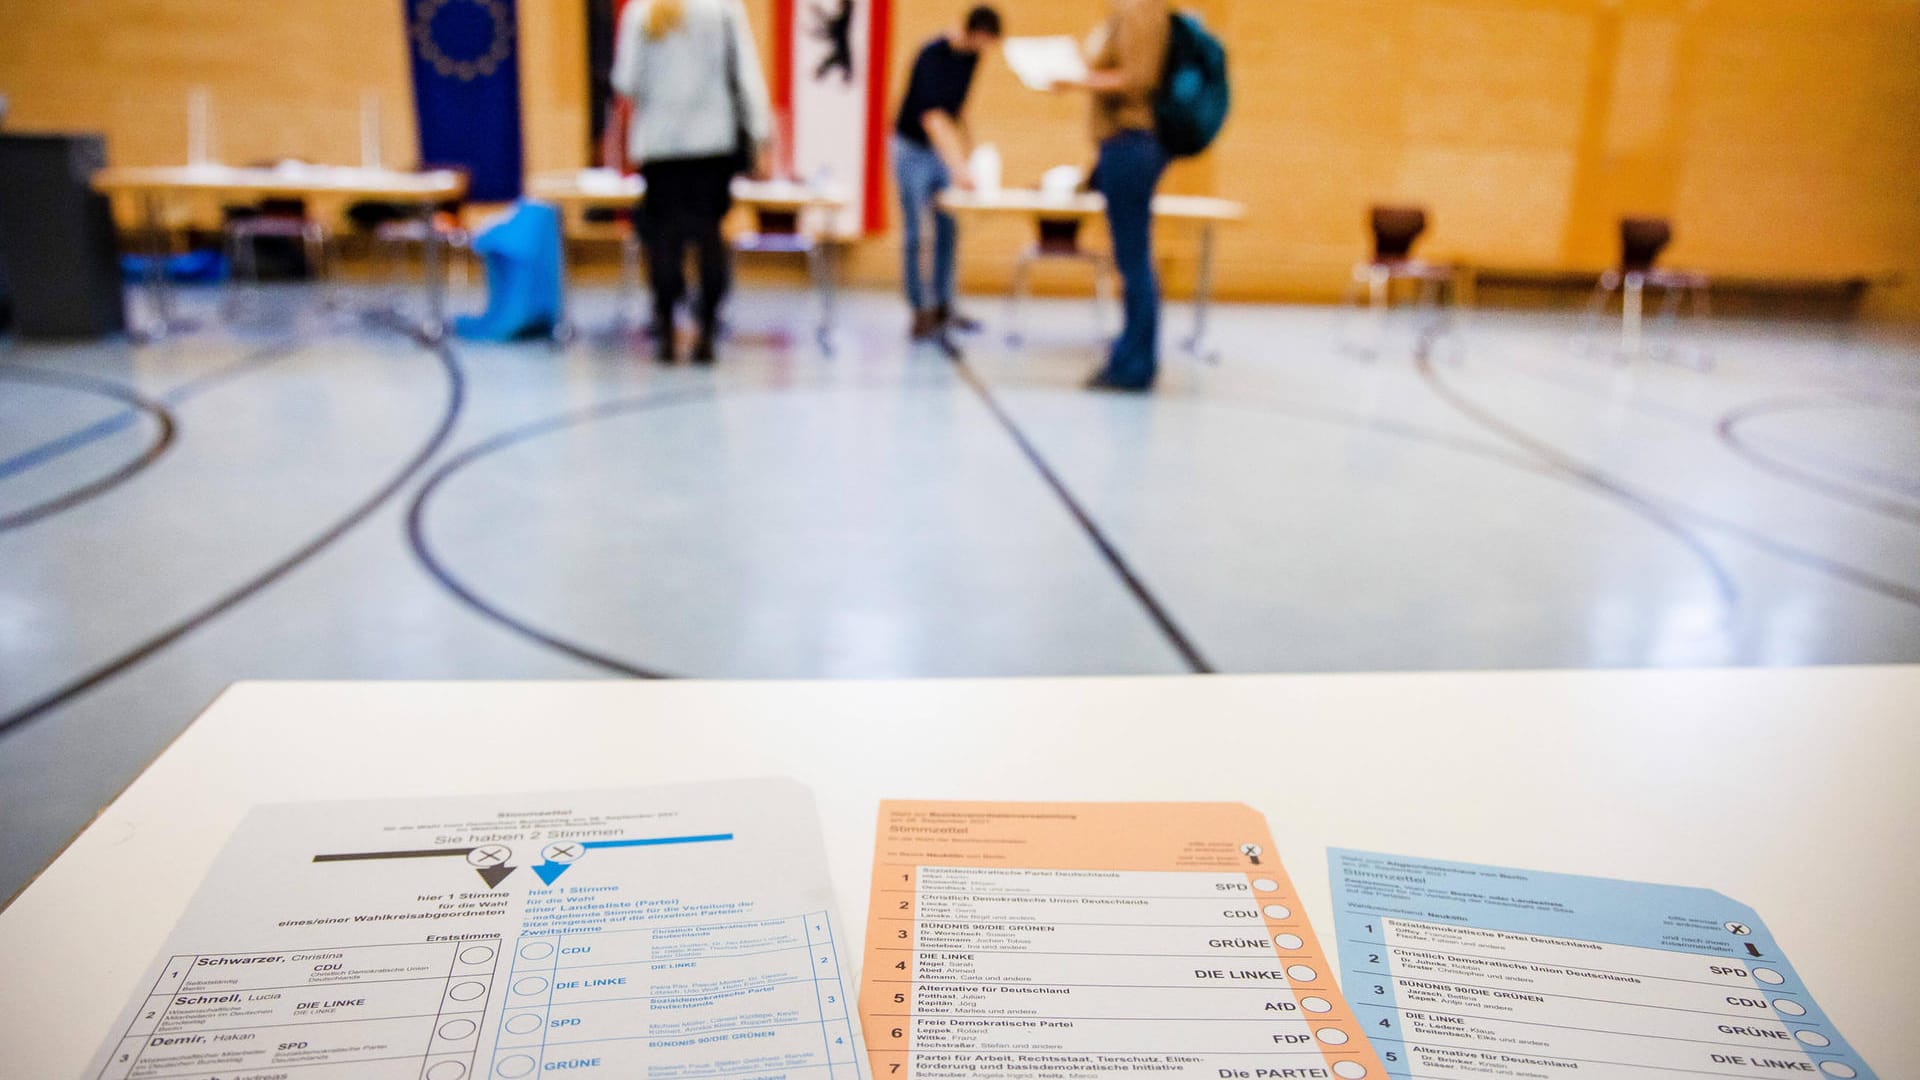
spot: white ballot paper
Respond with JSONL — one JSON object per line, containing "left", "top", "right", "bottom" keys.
{"left": 85, "top": 779, "right": 867, "bottom": 1080}
{"left": 1002, "top": 36, "right": 1088, "bottom": 92}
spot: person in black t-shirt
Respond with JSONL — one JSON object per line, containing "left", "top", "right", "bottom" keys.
{"left": 892, "top": 5, "right": 1002, "bottom": 341}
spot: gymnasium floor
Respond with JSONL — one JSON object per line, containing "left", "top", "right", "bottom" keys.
{"left": 2, "top": 283, "right": 1917, "bottom": 900}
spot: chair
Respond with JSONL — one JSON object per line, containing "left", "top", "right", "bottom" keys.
{"left": 1346, "top": 205, "right": 1464, "bottom": 310}
{"left": 1586, "top": 216, "right": 1711, "bottom": 366}
{"left": 349, "top": 167, "right": 475, "bottom": 303}
{"left": 222, "top": 197, "right": 330, "bottom": 319}
{"left": 374, "top": 208, "right": 472, "bottom": 291}
{"left": 1344, "top": 206, "right": 1459, "bottom": 361}
{"left": 1336, "top": 205, "right": 1466, "bottom": 361}
{"left": 1006, "top": 216, "right": 1118, "bottom": 347}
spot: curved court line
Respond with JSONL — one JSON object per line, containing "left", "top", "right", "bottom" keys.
{"left": 0, "top": 366, "right": 177, "bottom": 533}
{"left": 0, "top": 403, "right": 145, "bottom": 483}
{"left": 0, "top": 341, "right": 467, "bottom": 738}
{"left": 1672, "top": 504, "right": 1920, "bottom": 609}
{"left": 165, "top": 339, "right": 310, "bottom": 407}
{"left": 404, "top": 390, "right": 721, "bottom": 680}
{"left": 1718, "top": 399, "right": 1920, "bottom": 525}
{"left": 1412, "top": 327, "right": 1920, "bottom": 612}
{"left": 1410, "top": 324, "right": 1742, "bottom": 615}
{"left": 415, "top": 357, "right": 1774, "bottom": 681}
{"left": 407, "top": 366, "right": 1223, "bottom": 679}
{"left": 411, "top": 345, "right": 1916, "bottom": 681}
{"left": 1496, "top": 357, "right": 1920, "bottom": 510}
{"left": 949, "top": 359, "right": 1215, "bottom": 674}
{"left": 405, "top": 363, "right": 1010, "bottom": 681}
{"left": 0, "top": 340, "right": 303, "bottom": 481}
{"left": 1171, "top": 386, "right": 1920, "bottom": 611}
{"left": 969, "top": 366, "right": 1807, "bottom": 648}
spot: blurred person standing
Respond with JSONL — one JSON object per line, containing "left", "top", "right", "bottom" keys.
{"left": 613, "top": 0, "right": 773, "bottom": 365}
{"left": 1056, "top": 0, "right": 1169, "bottom": 391}
{"left": 892, "top": 5, "right": 1003, "bottom": 343}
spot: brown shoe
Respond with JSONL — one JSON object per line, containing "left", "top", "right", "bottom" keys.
{"left": 910, "top": 310, "right": 942, "bottom": 341}
{"left": 935, "top": 304, "right": 982, "bottom": 334}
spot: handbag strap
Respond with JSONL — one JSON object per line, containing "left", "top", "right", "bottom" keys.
{"left": 722, "top": 6, "right": 746, "bottom": 136}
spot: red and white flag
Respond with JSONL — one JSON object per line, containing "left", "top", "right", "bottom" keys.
{"left": 774, "top": 0, "right": 892, "bottom": 237}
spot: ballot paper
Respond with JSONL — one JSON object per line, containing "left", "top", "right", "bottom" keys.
{"left": 85, "top": 780, "right": 867, "bottom": 1080}
{"left": 859, "top": 801, "right": 1384, "bottom": 1079}
{"left": 1329, "top": 850, "right": 1875, "bottom": 1080}
{"left": 1002, "top": 36, "right": 1089, "bottom": 92}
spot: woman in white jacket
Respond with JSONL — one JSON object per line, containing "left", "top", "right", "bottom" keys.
{"left": 612, "top": 0, "right": 773, "bottom": 364}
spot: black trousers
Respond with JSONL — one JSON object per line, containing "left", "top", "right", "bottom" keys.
{"left": 637, "top": 155, "right": 736, "bottom": 338}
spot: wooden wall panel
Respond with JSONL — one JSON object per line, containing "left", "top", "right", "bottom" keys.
{"left": 520, "top": 0, "right": 590, "bottom": 175}
{"left": 0, "top": 1, "right": 419, "bottom": 170}
{"left": 1, "top": 0, "right": 1914, "bottom": 311}
{"left": 0, "top": 1, "right": 584, "bottom": 179}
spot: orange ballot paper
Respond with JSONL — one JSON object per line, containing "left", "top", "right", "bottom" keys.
{"left": 858, "top": 802, "right": 1383, "bottom": 1080}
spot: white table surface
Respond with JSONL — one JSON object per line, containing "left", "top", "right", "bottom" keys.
{"left": 94, "top": 163, "right": 468, "bottom": 200}
{"left": 940, "top": 187, "right": 1247, "bottom": 221}
{"left": 2, "top": 669, "right": 1913, "bottom": 1075}
{"left": 526, "top": 170, "right": 849, "bottom": 211}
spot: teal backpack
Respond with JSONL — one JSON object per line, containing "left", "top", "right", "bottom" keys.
{"left": 1154, "top": 11, "right": 1230, "bottom": 158}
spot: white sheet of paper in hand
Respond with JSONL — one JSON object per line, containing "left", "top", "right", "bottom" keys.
{"left": 1003, "top": 36, "right": 1088, "bottom": 91}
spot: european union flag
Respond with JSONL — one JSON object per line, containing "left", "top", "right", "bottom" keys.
{"left": 406, "top": 0, "right": 524, "bottom": 201}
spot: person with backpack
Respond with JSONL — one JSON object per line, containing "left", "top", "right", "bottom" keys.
{"left": 612, "top": 0, "right": 773, "bottom": 366}
{"left": 1056, "top": 3, "right": 1228, "bottom": 391}
{"left": 1054, "top": 0, "right": 1170, "bottom": 392}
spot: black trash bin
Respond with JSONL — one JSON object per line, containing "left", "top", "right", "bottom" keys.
{"left": 0, "top": 132, "right": 127, "bottom": 339}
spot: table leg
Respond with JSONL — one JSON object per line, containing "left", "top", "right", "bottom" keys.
{"left": 1182, "top": 222, "right": 1221, "bottom": 363}
{"left": 810, "top": 240, "right": 837, "bottom": 355}
{"left": 133, "top": 192, "right": 196, "bottom": 342}
{"left": 620, "top": 228, "right": 645, "bottom": 334}
{"left": 1689, "top": 279, "right": 1715, "bottom": 372}
{"left": 551, "top": 234, "right": 576, "bottom": 346}
{"left": 1621, "top": 271, "right": 1644, "bottom": 361}
{"left": 419, "top": 205, "right": 446, "bottom": 343}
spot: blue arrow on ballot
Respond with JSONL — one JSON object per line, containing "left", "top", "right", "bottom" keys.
{"left": 530, "top": 833, "right": 733, "bottom": 885}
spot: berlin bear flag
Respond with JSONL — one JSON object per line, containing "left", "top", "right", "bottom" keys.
{"left": 775, "top": 0, "right": 892, "bottom": 236}
{"left": 405, "top": 0, "right": 525, "bottom": 202}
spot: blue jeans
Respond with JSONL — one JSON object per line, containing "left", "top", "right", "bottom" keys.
{"left": 1092, "top": 130, "right": 1170, "bottom": 388}
{"left": 893, "top": 135, "right": 957, "bottom": 313}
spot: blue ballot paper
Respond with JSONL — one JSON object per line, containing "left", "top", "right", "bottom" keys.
{"left": 1328, "top": 849, "right": 1874, "bottom": 1080}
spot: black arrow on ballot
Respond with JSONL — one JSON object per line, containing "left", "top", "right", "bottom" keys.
{"left": 476, "top": 864, "right": 516, "bottom": 888}
{"left": 313, "top": 846, "right": 518, "bottom": 889}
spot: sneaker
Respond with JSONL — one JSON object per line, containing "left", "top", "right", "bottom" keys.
{"left": 910, "top": 310, "right": 942, "bottom": 340}
{"left": 690, "top": 335, "right": 717, "bottom": 365}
